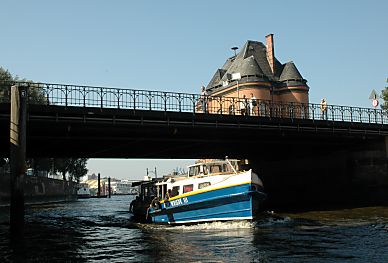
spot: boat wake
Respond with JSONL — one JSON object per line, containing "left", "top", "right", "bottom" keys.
{"left": 138, "top": 211, "right": 292, "bottom": 231}
{"left": 254, "top": 211, "right": 292, "bottom": 227}
{"left": 173, "top": 220, "right": 254, "bottom": 230}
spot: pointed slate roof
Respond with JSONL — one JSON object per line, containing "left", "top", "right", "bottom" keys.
{"left": 218, "top": 40, "right": 271, "bottom": 83}
{"left": 206, "top": 69, "right": 227, "bottom": 89}
{"left": 242, "top": 40, "right": 273, "bottom": 77}
{"left": 239, "top": 55, "right": 264, "bottom": 76}
{"left": 279, "top": 62, "right": 304, "bottom": 81}
{"left": 205, "top": 38, "right": 308, "bottom": 93}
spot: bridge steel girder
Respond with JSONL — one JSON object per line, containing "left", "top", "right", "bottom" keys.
{"left": 386, "top": 136, "right": 388, "bottom": 158}
{"left": 0, "top": 104, "right": 387, "bottom": 159}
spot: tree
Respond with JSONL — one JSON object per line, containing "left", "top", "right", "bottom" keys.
{"left": 0, "top": 66, "right": 47, "bottom": 104}
{"left": 54, "top": 158, "right": 88, "bottom": 182}
{"left": 0, "top": 67, "right": 13, "bottom": 81}
{"left": 0, "top": 67, "right": 13, "bottom": 103}
{"left": 1, "top": 66, "right": 88, "bottom": 180}
{"left": 68, "top": 158, "right": 88, "bottom": 182}
{"left": 382, "top": 78, "right": 388, "bottom": 110}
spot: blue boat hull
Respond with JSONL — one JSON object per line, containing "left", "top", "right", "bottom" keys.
{"left": 149, "top": 183, "right": 266, "bottom": 224}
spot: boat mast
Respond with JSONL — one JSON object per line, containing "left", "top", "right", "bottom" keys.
{"left": 225, "top": 156, "right": 237, "bottom": 174}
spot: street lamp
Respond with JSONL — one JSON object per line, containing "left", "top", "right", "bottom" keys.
{"left": 231, "top": 46, "right": 238, "bottom": 56}
{"left": 231, "top": 72, "right": 241, "bottom": 98}
{"left": 230, "top": 72, "right": 242, "bottom": 114}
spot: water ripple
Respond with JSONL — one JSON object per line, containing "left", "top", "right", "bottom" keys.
{"left": 0, "top": 197, "right": 387, "bottom": 262}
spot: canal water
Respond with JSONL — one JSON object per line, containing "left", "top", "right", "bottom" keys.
{"left": 0, "top": 195, "right": 387, "bottom": 262}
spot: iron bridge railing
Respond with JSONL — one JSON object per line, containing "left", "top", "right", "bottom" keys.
{"left": 1, "top": 81, "right": 387, "bottom": 125}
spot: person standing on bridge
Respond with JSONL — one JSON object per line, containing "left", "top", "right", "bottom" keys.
{"left": 240, "top": 95, "right": 248, "bottom": 116}
{"left": 250, "top": 93, "right": 257, "bottom": 116}
{"left": 320, "top": 98, "right": 327, "bottom": 120}
{"left": 200, "top": 86, "right": 208, "bottom": 113}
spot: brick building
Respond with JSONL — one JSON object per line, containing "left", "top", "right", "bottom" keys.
{"left": 204, "top": 34, "right": 309, "bottom": 113}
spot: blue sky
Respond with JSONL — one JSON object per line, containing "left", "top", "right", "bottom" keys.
{"left": 2, "top": 1, "right": 388, "bottom": 179}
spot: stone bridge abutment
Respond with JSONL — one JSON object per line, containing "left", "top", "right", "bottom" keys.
{"left": 253, "top": 137, "right": 388, "bottom": 211}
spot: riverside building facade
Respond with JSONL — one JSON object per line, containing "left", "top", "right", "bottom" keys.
{"left": 202, "top": 34, "right": 309, "bottom": 116}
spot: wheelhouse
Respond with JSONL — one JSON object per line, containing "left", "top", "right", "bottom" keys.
{"left": 187, "top": 159, "right": 243, "bottom": 177}
{"left": 153, "top": 159, "right": 249, "bottom": 199}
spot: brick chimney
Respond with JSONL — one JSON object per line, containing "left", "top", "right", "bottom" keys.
{"left": 266, "top": 34, "right": 275, "bottom": 74}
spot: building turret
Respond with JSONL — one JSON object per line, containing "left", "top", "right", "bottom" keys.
{"left": 278, "top": 61, "right": 309, "bottom": 104}
{"left": 204, "top": 34, "right": 309, "bottom": 105}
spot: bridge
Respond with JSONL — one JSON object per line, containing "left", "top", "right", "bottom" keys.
{"left": 1, "top": 82, "right": 388, "bottom": 209}
{"left": 0, "top": 82, "right": 387, "bottom": 157}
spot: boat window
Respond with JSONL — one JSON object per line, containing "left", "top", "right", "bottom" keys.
{"left": 189, "top": 166, "right": 200, "bottom": 176}
{"left": 157, "top": 185, "right": 163, "bottom": 199}
{"left": 209, "top": 165, "right": 222, "bottom": 173}
{"left": 171, "top": 186, "right": 180, "bottom": 197}
{"left": 230, "top": 160, "right": 239, "bottom": 171}
{"left": 183, "top": 184, "right": 193, "bottom": 193}
{"left": 198, "top": 182, "right": 211, "bottom": 189}
{"left": 163, "top": 184, "right": 167, "bottom": 199}
{"left": 202, "top": 165, "right": 208, "bottom": 175}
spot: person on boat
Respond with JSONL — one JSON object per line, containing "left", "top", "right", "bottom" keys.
{"left": 203, "top": 165, "right": 208, "bottom": 175}
{"left": 150, "top": 196, "right": 160, "bottom": 209}
{"left": 129, "top": 196, "right": 139, "bottom": 213}
{"left": 165, "top": 189, "right": 172, "bottom": 201}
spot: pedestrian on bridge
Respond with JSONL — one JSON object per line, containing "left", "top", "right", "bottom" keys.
{"left": 320, "top": 98, "right": 327, "bottom": 120}
{"left": 200, "top": 86, "right": 208, "bottom": 113}
{"left": 250, "top": 93, "right": 257, "bottom": 115}
{"left": 240, "top": 95, "right": 248, "bottom": 116}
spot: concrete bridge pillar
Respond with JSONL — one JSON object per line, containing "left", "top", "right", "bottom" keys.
{"left": 10, "top": 85, "right": 27, "bottom": 239}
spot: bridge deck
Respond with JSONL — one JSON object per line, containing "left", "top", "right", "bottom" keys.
{"left": 0, "top": 82, "right": 387, "bottom": 158}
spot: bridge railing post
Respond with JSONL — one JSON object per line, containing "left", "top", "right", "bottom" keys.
{"left": 219, "top": 97, "right": 223, "bottom": 115}
{"left": 374, "top": 108, "right": 378, "bottom": 124}
{"left": 350, "top": 107, "right": 353, "bottom": 123}
{"left": 133, "top": 90, "right": 136, "bottom": 111}
{"left": 100, "top": 88, "right": 103, "bottom": 108}
{"left": 178, "top": 93, "right": 182, "bottom": 112}
{"left": 311, "top": 104, "right": 315, "bottom": 121}
{"left": 83, "top": 87, "right": 86, "bottom": 107}
{"left": 192, "top": 94, "right": 196, "bottom": 114}
{"left": 164, "top": 93, "right": 168, "bottom": 112}
{"left": 148, "top": 91, "right": 152, "bottom": 111}
{"left": 117, "top": 89, "right": 120, "bottom": 109}
{"left": 65, "top": 85, "right": 68, "bottom": 107}
{"left": 331, "top": 105, "right": 334, "bottom": 122}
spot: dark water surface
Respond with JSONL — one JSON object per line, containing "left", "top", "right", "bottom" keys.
{"left": 1, "top": 196, "right": 387, "bottom": 262}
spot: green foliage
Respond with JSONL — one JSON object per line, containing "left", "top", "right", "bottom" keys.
{"left": 0, "top": 67, "right": 13, "bottom": 103}
{"left": 0, "top": 67, "right": 13, "bottom": 82}
{"left": 382, "top": 79, "right": 388, "bottom": 110}
{"left": 68, "top": 158, "right": 88, "bottom": 180}
{"left": 1, "top": 66, "right": 88, "bottom": 180}
{"left": 54, "top": 158, "right": 88, "bottom": 182}
{"left": 0, "top": 66, "right": 47, "bottom": 104}
{"left": 28, "top": 86, "right": 48, "bottom": 104}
